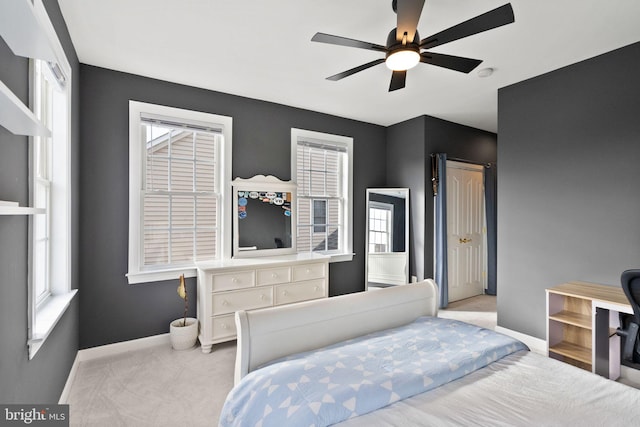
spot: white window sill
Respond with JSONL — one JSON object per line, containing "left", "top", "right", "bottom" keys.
{"left": 326, "top": 252, "right": 355, "bottom": 263}
{"left": 29, "top": 289, "right": 78, "bottom": 360}
{"left": 126, "top": 267, "right": 197, "bottom": 285}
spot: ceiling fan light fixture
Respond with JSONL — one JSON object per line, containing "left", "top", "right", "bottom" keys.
{"left": 385, "top": 48, "right": 420, "bottom": 71}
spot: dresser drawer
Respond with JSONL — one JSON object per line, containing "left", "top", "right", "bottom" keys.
{"left": 211, "top": 271, "right": 255, "bottom": 292}
{"left": 207, "top": 314, "right": 237, "bottom": 340}
{"left": 212, "top": 287, "right": 273, "bottom": 315}
{"left": 292, "top": 263, "right": 326, "bottom": 282}
{"left": 256, "top": 266, "right": 291, "bottom": 286}
{"left": 275, "top": 279, "right": 326, "bottom": 305}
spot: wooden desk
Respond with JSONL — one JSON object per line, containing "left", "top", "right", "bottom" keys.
{"left": 546, "top": 281, "right": 632, "bottom": 380}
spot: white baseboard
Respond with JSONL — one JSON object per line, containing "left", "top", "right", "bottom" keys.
{"left": 58, "top": 352, "right": 80, "bottom": 404}
{"left": 495, "top": 326, "right": 547, "bottom": 355}
{"left": 78, "top": 333, "right": 170, "bottom": 362}
{"left": 59, "top": 333, "right": 171, "bottom": 403}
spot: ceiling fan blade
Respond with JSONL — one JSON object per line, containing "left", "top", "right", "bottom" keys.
{"left": 420, "top": 52, "right": 482, "bottom": 73}
{"left": 389, "top": 70, "right": 407, "bottom": 91}
{"left": 326, "top": 59, "right": 385, "bottom": 81}
{"left": 312, "top": 32, "right": 387, "bottom": 52}
{"left": 396, "top": 0, "right": 425, "bottom": 42}
{"left": 420, "top": 3, "right": 514, "bottom": 49}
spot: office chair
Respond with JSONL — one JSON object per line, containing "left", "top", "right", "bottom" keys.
{"left": 616, "top": 269, "right": 640, "bottom": 362}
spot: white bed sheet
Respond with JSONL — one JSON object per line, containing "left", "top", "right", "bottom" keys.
{"left": 337, "top": 350, "right": 640, "bottom": 426}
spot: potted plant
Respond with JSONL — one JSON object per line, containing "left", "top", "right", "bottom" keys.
{"left": 169, "top": 274, "right": 199, "bottom": 350}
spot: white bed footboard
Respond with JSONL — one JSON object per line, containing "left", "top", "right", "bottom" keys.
{"left": 234, "top": 279, "right": 438, "bottom": 384}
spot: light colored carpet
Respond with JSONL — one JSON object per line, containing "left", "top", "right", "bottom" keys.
{"left": 66, "top": 294, "right": 496, "bottom": 426}
{"left": 67, "top": 341, "right": 236, "bottom": 426}
{"left": 438, "top": 294, "right": 497, "bottom": 330}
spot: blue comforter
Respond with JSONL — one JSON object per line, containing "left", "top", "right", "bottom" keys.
{"left": 219, "top": 317, "right": 527, "bottom": 427}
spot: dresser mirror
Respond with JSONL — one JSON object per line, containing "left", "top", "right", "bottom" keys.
{"left": 365, "top": 188, "right": 410, "bottom": 289}
{"left": 232, "top": 175, "right": 297, "bottom": 258}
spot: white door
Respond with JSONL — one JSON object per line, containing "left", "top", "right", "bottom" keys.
{"left": 446, "top": 161, "right": 485, "bottom": 302}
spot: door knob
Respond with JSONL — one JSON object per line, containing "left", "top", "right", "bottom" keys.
{"left": 459, "top": 238, "right": 472, "bottom": 244}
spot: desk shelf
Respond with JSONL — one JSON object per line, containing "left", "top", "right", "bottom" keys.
{"left": 547, "top": 287, "right": 593, "bottom": 372}
{"left": 548, "top": 310, "right": 591, "bottom": 330}
{"left": 549, "top": 341, "right": 592, "bottom": 365}
{"left": 546, "top": 281, "right": 631, "bottom": 380}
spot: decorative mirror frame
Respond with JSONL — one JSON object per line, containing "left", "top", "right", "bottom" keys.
{"left": 232, "top": 175, "right": 297, "bottom": 258}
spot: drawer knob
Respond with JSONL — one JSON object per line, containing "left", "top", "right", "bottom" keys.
{"left": 283, "top": 291, "right": 288, "bottom": 296}
{"left": 271, "top": 273, "right": 278, "bottom": 279}
{"left": 260, "top": 294, "right": 267, "bottom": 301}
{"left": 314, "top": 286, "right": 320, "bottom": 292}
{"left": 222, "top": 323, "right": 228, "bottom": 330}
{"left": 306, "top": 268, "right": 311, "bottom": 274}
{"left": 232, "top": 277, "right": 239, "bottom": 284}
{"left": 222, "top": 300, "right": 229, "bottom": 306}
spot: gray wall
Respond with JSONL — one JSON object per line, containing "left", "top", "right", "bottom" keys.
{"left": 386, "top": 117, "right": 426, "bottom": 280}
{"left": 79, "top": 65, "right": 386, "bottom": 349}
{"left": 0, "top": 1, "right": 80, "bottom": 403}
{"left": 497, "top": 41, "right": 640, "bottom": 339}
{"left": 386, "top": 116, "right": 497, "bottom": 282}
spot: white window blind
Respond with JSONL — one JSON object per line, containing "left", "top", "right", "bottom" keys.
{"left": 140, "top": 115, "right": 221, "bottom": 267}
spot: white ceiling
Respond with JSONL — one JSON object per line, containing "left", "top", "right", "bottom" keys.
{"left": 58, "top": 0, "right": 640, "bottom": 133}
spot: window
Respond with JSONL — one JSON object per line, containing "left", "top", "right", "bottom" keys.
{"left": 32, "top": 60, "right": 52, "bottom": 305}
{"left": 28, "top": 1, "right": 75, "bottom": 359}
{"left": 368, "top": 202, "right": 393, "bottom": 253}
{"left": 128, "top": 102, "right": 232, "bottom": 284}
{"left": 291, "top": 128, "right": 353, "bottom": 261}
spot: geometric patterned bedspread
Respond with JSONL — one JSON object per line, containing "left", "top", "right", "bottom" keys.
{"left": 219, "top": 317, "right": 528, "bottom": 427}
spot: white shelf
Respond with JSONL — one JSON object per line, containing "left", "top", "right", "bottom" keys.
{"left": 0, "top": 80, "right": 50, "bottom": 137}
{"left": 0, "top": 206, "right": 45, "bottom": 215}
{"left": 0, "top": 0, "right": 56, "bottom": 62}
{"left": 0, "top": 0, "right": 53, "bottom": 137}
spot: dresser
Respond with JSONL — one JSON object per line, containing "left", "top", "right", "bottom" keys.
{"left": 196, "top": 253, "right": 329, "bottom": 353}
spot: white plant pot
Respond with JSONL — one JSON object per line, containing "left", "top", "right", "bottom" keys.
{"left": 169, "top": 317, "right": 199, "bottom": 350}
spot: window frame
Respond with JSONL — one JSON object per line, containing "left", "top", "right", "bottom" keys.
{"left": 32, "top": 59, "right": 53, "bottom": 306}
{"left": 27, "top": 0, "right": 76, "bottom": 360}
{"left": 127, "top": 101, "right": 232, "bottom": 284}
{"left": 291, "top": 128, "right": 353, "bottom": 262}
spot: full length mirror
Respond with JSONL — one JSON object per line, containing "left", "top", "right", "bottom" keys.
{"left": 233, "top": 175, "right": 297, "bottom": 258}
{"left": 365, "top": 188, "right": 410, "bottom": 289}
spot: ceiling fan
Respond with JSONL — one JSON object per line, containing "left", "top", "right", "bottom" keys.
{"left": 311, "top": 1, "right": 515, "bottom": 91}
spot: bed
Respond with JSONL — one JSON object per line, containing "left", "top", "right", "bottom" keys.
{"left": 220, "top": 280, "right": 640, "bottom": 426}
